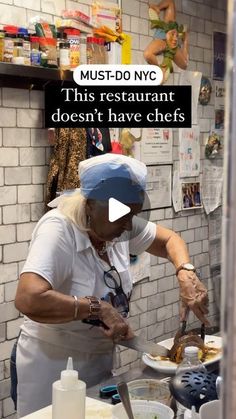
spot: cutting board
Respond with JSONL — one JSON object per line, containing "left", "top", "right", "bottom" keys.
{"left": 22, "top": 396, "right": 113, "bottom": 418}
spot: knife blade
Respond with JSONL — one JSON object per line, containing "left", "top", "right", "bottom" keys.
{"left": 118, "top": 335, "right": 170, "bottom": 357}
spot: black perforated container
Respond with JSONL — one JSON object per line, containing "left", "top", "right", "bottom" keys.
{"left": 169, "top": 370, "right": 218, "bottom": 412}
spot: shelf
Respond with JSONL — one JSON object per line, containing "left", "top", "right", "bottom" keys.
{"left": 0, "top": 62, "right": 74, "bottom": 90}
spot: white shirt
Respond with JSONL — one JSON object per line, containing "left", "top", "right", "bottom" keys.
{"left": 20, "top": 208, "right": 156, "bottom": 353}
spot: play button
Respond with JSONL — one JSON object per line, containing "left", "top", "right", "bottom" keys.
{"left": 109, "top": 197, "right": 131, "bottom": 222}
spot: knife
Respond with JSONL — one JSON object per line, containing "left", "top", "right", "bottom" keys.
{"left": 118, "top": 335, "right": 170, "bottom": 357}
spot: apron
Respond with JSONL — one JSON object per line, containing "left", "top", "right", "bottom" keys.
{"left": 16, "top": 327, "right": 113, "bottom": 418}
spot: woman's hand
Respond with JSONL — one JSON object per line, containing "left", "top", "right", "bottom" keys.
{"left": 99, "top": 301, "right": 134, "bottom": 341}
{"left": 177, "top": 270, "right": 210, "bottom": 325}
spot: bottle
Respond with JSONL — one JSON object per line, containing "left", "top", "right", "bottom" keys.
{"left": 52, "top": 357, "right": 86, "bottom": 419}
{"left": 175, "top": 346, "right": 207, "bottom": 419}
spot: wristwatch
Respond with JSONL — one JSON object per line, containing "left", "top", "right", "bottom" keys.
{"left": 85, "top": 296, "right": 101, "bottom": 320}
{"left": 176, "top": 263, "right": 196, "bottom": 276}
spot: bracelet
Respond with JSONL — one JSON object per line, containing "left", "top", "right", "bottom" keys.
{"left": 85, "top": 296, "right": 101, "bottom": 320}
{"left": 73, "top": 295, "right": 79, "bottom": 320}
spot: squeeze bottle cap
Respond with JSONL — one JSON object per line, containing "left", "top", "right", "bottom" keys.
{"left": 60, "top": 357, "right": 78, "bottom": 389}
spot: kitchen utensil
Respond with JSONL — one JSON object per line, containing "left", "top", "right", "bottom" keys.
{"left": 112, "top": 399, "right": 175, "bottom": 419}
{"left": 99, "top": 385, "right": 118, "bottom": 399}
{"left": 142, "top": 335, "right": 222, "bottom": 374}
{"left": 117, "top": 381, "right": 135, "bottom": 419}
{"left": 118, "top": 335, "right": 169, "bottom": 357}
{"left": 169, "top": 370, "right": 218, "bottom": 412}
{"left": 127, "top": 378, "right": 171, "bottom": 405}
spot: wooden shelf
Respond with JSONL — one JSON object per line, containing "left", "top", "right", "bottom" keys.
{"left": 0, "top": 62, "right": 74, "bottom": 90}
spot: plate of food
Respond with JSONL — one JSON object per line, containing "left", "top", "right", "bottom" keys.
{"left": 142, "top": 334, "right": 222, "bottom": 374}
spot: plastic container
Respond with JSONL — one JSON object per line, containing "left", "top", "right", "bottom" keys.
{"left": 175, "top": 347, "right": 207, "bottom": 419}
{"left": 52, "top": 357, "right": 86, "bottom": 419}
{"left": 199, "top": 400, "right": 221, "bottom": 419}
{"left": 0, "top": 30, "right": 5, "bottom": 62}
{"left": 112, "top": 400, "right": 174, "bottom": 419}
{"left": 127, "top": 379, "right": 171, "bottom": 406}
{"left": 30, "top": 36, "right": 41, "bottom": 66}
{"left": 64, "top": 28, "right": 80, "bottom": 69}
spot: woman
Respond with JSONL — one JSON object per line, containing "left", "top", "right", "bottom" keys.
{"left": 15, "top": 154, "right": 208, "bottom": 417}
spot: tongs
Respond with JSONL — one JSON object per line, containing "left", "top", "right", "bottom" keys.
{"left": 179, "top": 320, "right": 205, "bottom": 342}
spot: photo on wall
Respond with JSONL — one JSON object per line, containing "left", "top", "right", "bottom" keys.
{"left": 181, "top": 181, "right": 203, "bottom": 210}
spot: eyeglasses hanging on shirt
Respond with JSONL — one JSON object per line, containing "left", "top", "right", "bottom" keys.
{"left": 83, "top": 266, "right": 130, "bottom": 328}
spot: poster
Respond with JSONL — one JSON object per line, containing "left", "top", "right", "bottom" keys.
{"left": 130, "top": 252, "right": 151, "bottom": 284}
{"left": 179, "top": 126, "right": 200, "bottom": 177}
{"left": 172, "top": 168, "right": 182, "bottom": 212}
{"left": 214, "top": 80, "right": 225, "bottom": 130}
{"left": 181, "top": 181, "right": 203, "bottom": 210}
{"left": 202, "top": 161, "right": 223, "bottom": 214}
{"left": 179, "top": 70, "right": 202, "bottom": 125}
{"left": 213, "top": 31, "right": 226, "bottom": 81}
{"left": 145, "top": 165, "right": 172, "bottom": 209}
{"left": 141, "top": 128, "right": 173, "bottom": 164}
{"left": 214, "top": 81, "right": 225, "bottom": 110}
{"left": 209, "top": 207, "right": 222, "bottom": 240}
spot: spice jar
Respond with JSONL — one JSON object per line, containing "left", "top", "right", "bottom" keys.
{"left": 0, "top": 30, "right": 5, "bottom": 62}
{"left": 59, "top": 41, "right": 70, "bottom": 70}
{"left": 30, "top": 36, "right": 41, "bottom": 66}
{"left": 64, "top": 28, "right": 80, "bottom": 69}
{"left": 3, "top": 25, "right": 18, "bottom": 63}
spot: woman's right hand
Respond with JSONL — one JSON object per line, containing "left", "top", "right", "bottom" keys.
{"left": 99, "top": 301, "right": 134, "bottom": 341}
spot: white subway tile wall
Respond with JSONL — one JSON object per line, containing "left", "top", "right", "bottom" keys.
{"left": 0, "top": 0, "right": 225, "bottom": 416}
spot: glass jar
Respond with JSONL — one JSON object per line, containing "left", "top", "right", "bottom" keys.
{"left": 59, "top": 41, "right": 70, "bottom": 70}
{"left": 79, "top": 35, "right": 87, "bottom": 65}
{"left": 86, "top": 36, "right": 95, "bottom": 65}
{"left": 4, "top": 33, "right": 17, "bottom": 63}
{"left": 30, "top": 36, "right": 41, "bottom": 66}
{"left": 0, "top": 30, "right": 5, "bottom": 62}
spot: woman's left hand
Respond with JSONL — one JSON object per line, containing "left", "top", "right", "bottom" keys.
{"left": 177, "top": 270, "right": 210, "bottom": 325}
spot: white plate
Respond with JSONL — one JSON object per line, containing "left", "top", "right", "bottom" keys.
{"left": 142, "top": 335, "right": 222, "bottom": 374}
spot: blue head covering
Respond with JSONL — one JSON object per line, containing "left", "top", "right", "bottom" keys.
{"left": 78, "top": 154, "right": 147, "bottom": 204}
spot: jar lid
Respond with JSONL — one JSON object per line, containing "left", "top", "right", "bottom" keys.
{"left": 18, "top": 27, "right": 28, "bottom": 35}
{"left": 60, "top": 42, "right": 70, "bottom": 48}
{"left": 64, "top": 28, "right": 80, "bottom": 36}
{"left": 3, "top": 25, "right": 18, "bottom": 33}
{"left": 5, "top": 33, "right": 17, "bottom": 38}
{"left": 30, "top": 36, "right": 40, "bottom": 42}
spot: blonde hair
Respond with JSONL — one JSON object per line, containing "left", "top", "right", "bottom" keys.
{"left": 58, "top": 191, "right": 89, "bottom": 231}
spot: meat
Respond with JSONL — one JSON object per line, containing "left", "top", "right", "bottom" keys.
{"left": 169, "top": 330, "right": 205, "bottom": 363}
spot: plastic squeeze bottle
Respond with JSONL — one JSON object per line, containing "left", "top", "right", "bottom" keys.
{"left": 52, "top": 357, "right": 86, "bottom": 419}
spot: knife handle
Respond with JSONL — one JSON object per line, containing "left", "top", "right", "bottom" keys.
{"left": 82, "top": 319, "right": 109, "bottom": 329}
